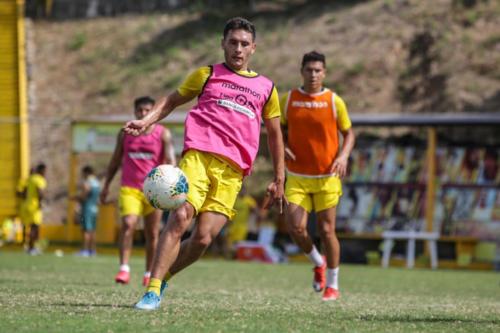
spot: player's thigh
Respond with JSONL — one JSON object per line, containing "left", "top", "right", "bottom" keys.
{"left": 193, "top": 211, "right": 228, "bottom": 243}
{"left": 316, "top": 206, "right": 338, "bottom": 235}
{"left": 286, "top": 202, "right": 309, "bottom": 232}
{"left": 178, "top": 150, "right": 211, "bottom": 215}
{"left": 144, "top": 209, "right": 162, "bottom": 235}
{"left": 30, "top": 210, "right": 43, "bottom": 225}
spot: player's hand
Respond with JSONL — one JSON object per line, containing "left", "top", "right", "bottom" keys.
{"left": 284, "top": 147, "right": 296, "bottom": 161}
{"left": 265, "top": 180, "right": 288, "bottom": 214}
{"left": 330, "top": 155, "right": 349, "bottom": 178}
{"left": 124, "top": 119, "right": 147, "bottom": 136}
{"left": 99, "top": 186, "right": 109, "bottom": 204}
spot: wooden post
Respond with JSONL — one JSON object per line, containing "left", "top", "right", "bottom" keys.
{"left": 17, "top": 0, "right": 30, "bottom": 180}
{"left": 66, "top": 151, "right": 79, "bottom": 242}
{"left": 425, "top": 127, "right": 437, "bottom": 233}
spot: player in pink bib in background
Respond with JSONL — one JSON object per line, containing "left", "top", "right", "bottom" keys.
{"left": 101, "top": 96, "right": 176, "bottom": 287}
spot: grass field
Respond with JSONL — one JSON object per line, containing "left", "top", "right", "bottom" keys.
{"left": 0, "top": 251, "right": 499, "bottom": 333}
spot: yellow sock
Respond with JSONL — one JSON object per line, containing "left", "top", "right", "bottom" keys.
{"left": 164, "top": 271, "right": 172, "bottom": 282}
{"left": 147, "top": 278, "right": 162, "bottom": 296}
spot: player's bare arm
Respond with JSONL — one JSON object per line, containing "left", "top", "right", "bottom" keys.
{"left": 264, "top": 116, "right": 287, "bottom": 213}
{"left": 100, "top": 130, "right": 124, "bottom": 204}
{"left": 124, "top": 91, "right": 192, "bottom": 136}
{"left": 330, "top": 127, "right": 356, "bottom": 178}
{"left": 162, "top": 127, "right": 176, "bottom": 166}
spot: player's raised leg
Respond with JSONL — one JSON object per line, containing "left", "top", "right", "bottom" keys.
{"left": 134, "top": 203, "right": 195, "bottom": 310}
{"left": 168, "top": 211, "right": 228, "bottom": 276}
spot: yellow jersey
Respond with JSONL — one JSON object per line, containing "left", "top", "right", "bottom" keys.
{"left": 24, "top": 174, "right": 47, "bottom": 212}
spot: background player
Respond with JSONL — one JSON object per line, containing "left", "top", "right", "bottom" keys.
{"left": 73, "top": 165, "right": 101, "bottom": 257}
{"left": 23, "top": 163, "right": 47, "bottom": 255}
{"left": 281, "top": 51, "right": 355, "bottom": 301}
{"left": 100, "top": 96, "right": 176, "bottom": 286}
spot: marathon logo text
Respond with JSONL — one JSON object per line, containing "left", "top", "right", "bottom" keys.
{"left": 221, "top": 82, "right": 261, "bottom": 100}
{"left": 291, "top": 100, "right": 328, "bottom": 108}
{"left": 128, "top": 152, "right": 153, "bottom": 160}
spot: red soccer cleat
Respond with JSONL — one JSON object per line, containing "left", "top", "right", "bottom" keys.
{"left": 322, "top": 287, "right": 340, "bottom": 301}
{"left": 312, "top": 260, "right": 326, "bottom": 292}
{"left": 115, "top": 270, "right": 130, "bottom": 284}
{"left": 142, "top": 275, "right": 150, "bottom": 287}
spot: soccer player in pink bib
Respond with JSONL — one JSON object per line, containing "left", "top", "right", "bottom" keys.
{"left": 128, "top": 17, "right": 286, "bottom": 310}
{"left": 101, "top": 96, "right": 176, "bottom": 286}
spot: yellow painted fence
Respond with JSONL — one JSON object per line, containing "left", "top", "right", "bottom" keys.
{"left": 0, "top": 0, "right": 29, "bottom": 223}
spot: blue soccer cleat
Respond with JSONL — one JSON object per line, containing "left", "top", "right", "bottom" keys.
{"left": 135, "top": 281, "right": 168, "bottom": 310}
{"left": 134, "top": 291, "right": 161, "bottom": 310}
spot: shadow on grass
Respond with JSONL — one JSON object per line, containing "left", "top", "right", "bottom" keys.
{"left": 129, "top": 0, "right": 369, "bottom": 67}
{"left": 50, "top": 302, "right": 133, "bottom": 309}
{"left": 355, "top": 314, "right": 500, "bottom": 325}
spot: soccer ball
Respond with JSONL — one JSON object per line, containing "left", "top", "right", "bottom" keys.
{"left": 143, "top": 165, "right": 189, "bottom": 210}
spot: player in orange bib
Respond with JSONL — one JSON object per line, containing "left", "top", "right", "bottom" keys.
{"left": 281, "top": 51, "right": 355, "bottom": 301}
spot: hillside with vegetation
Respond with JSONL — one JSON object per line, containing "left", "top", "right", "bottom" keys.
{"left": 27, "top": 0, "right": 500, "bottom": 222}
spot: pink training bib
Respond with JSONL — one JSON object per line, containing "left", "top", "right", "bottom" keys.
{"left": 121, "top": 124, "right": 165, "bottom": 189}
{"left": 183, "top": 63, "right": 274, "bottom": 175}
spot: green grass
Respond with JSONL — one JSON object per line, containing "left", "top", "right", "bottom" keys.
{"left": 0, "top": 252, "right": 499, "bottom": 333}
{"left": 67, "top": 32, "right": 87, "bottom": 51}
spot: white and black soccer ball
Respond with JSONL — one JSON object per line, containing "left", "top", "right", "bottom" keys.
{"left": 143, "top": 165, "right": 189, "bottom": 210}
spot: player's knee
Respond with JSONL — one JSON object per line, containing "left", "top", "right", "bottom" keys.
{"left": 319, "top": 222, "right": 336, "bottom": 238}
{"left": 171, "top": 207, "right": 190, "bottom": 224}
{"left": 166, "top": 211, "right": 191, "bottom": 238}
{"left": 288, "top": 223, "right": 306, "bottom": 237}
{"left": 195, "top": 234, "right": 213, "bottom": 249}
{"left": 122, "top": 216, "right": 136, "bottom": 230}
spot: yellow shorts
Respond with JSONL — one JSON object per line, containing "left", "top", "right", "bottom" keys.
{"left": 23, "top": 209, "right": 43, "bottom": 226}
{"left": 119, "top": 186, "right": 156, "bottom": 217}
{"left": 285, "top": 173, "right": 342, "bottom": 213}
{"left": 227, "top": 223, "right": 248, "bottom": 245}
{"left": 180, "top": 150, "right": 243, "bottom": 219}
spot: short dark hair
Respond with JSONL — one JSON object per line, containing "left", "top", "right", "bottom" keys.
{"left": 134, "top": 96, "right": 155, "bottom": 109}
{"left": 36, "top": 163, "right": 46, "bottom": 173}
{"left": 82, "top": 165, "right": 94, "bottom": 175}
{"left": 223, "top": 17, "right": 256, "bottom": 41}
{"left": 301, "top": 51, "right": 326, "bottom": 68}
